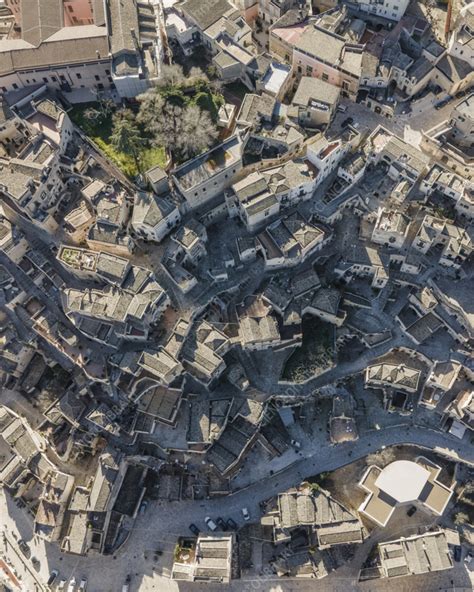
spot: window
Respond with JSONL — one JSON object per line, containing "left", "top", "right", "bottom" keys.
{"left": 76, "top": 73, "right": 82, "bottom": 79}
{"left": 67, "top": 4, "right": 73, "bottom": 11}
{"left": 306, "top": 66, "right": 313, "bottom": 75}
{"left": 51, "top": 76, "right": 57, "bottom": 82}
{"left": 60, "top": 75, "right": 66, "bottom": 81}
{"left": 322, "top": 73, "right": 329, "bottom": 81}
{"left": 105, "top": 69, "right": 110, "bottom": 75}
{"left": 94, "top": 75, "right": 100, "bottom": 81}
{"left": 12, "top": 83, "right": 18, "bottom": 89}
{"left": 43, "top": 77, "right": 48, "bottom": 83}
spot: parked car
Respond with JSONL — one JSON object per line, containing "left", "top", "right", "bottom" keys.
{"left": 47, "top": 570, "right": 59, "bottom": 586}
{"left": 189, "top": 523, "right": 200, "bottom": 536}
{"left": 434, "top": 96, "right": 452, "bottom": 109}
{"left": 465, "top": 552, "right": 472, "bottom": 564}
{"left": 407, "top": 506, "right": 417, "bottom": 517}
{"left": 341, "top": 117, "right": 354, "bottom": 128}
{"left": 290, "top": 439, "right": 301, "bottom": 449}
{"left": 205, "top": 516, "right": 218, "bottom": 531}
{"left": 242, "top": 508, "right": 250, "bottom": 521}
{"left": 67, "top": 576, "right": 76, "bottom": 592}
{"left": 57, "top": 580, "right": 67, "bottom": 591}
{"left": 337, "top": 104, "right": 347, "bottom": 113}
{"left": 18, "top": 540, "right": 30, "bottom": 558}
{"left": 79, "top": 578, "right": 87, "bottom": 591}
{"left": 139, "top": 500, "right": 148, "bottom": 515}
{"left": 216, "top": 517, "right": 228, "bottom": 531}
{"left": 226, "top": 518, "right": 238, "bottom": 531}
{"left": 122, "top": 574, "right": 131, "bottom": 592}
{"left": 31, "top": 556, "right": 40, "bottom": 570}
{"left": 453, "top": 545, "right": 462, "bottom": 562}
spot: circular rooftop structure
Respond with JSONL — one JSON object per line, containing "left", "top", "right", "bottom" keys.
{"left": 374, "top": 460, "right": 430, "bottom": 503}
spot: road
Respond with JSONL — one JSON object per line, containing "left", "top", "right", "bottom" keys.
{"left": 330, "top": 90, "right": 459, "bottom": 148}
{"left": 0, "top": 54, "right": 471, "bottom": 592}
{"left": 2, "top": 424, "right": 473, "bottom": 592}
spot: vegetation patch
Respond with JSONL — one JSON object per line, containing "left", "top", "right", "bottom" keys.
{"left": 136, "top": 65, "right": 224, "bottom": 164}
{"left": 70, "top": 66, "right": 223, "bottom": 177}
{"left": 69, "top": 102, "right": 167, "bottom": 178}
{"left": 281, "top": 316, "right": 334, "bottom": 383}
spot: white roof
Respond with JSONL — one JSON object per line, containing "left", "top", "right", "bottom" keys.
{"left": 375, "top": 460, "right": 430, "bottom": 503}
{"left": 261, "top": 62, "right": 290, "bottom": 95}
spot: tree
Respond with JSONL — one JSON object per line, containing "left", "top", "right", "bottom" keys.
{"left": 453, "top": 511, "right": 469, "bottom": 526}
{"left": 152, "top": 64, "right": 204, "bottom": 91}
{"left": 180, "top": 104, "right": 219, "bottom": 158}
{"left": 90, "top": 88, "right": 115, "bottom": 119}
{"left": 83, "top": 107, "right": 101, "bottom": 122}
{"left": 110, "top": 109, "right": 144, "bottom": 173}
{"left": 156, "top": 63, "right": 187, "bottom": 88}
{"left": 138, "top": 90, "right": 218, "bottom": 162}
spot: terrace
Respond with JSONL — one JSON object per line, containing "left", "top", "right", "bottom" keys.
{"left": 59, "top": 246, "right": 97, "bottom": 271}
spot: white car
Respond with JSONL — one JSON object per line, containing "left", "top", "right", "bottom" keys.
{"left": 57, "top": 580, "right": 67, "bottom": 591}
{"left": 242, "top": 508, "right": 250, "bottom": 521}
{"left": 465, "top": 552, "right": 472, "bottom": 564}
{"left": 205, "top": 516, "right": 218, "bottom": 531}
{"left": 67, "top": 577, "right": 76, "bottom": 592}
{"left": 79, "top": 578, "right": 87, "bottom": 591}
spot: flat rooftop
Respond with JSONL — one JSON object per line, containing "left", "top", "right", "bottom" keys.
{"left": 375, "top": 460, "right": 430, "bottom": 503}
{"left": 173, "top": 135, "right": 241, "bottom": 191}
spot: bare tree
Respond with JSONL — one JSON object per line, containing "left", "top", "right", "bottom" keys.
{"left": 156, "top": 63, "right": 187, "bottom": 88}
{"left": 365, "top": 448, "right": 397, "bottom": 468}
{"left": 453, "top": 511, "right": 469, "bottom": 526}
{"left": 90, "top": 87, "right": 115, "bottom": 119}
{"left": 179, "top": 104, "right": 219, "bottom": 158}
{"left": 138, "top": 90, "right": 218, "bottom": 162}
{"left": 83, "top": 107, "right": 101, "bottom": 121}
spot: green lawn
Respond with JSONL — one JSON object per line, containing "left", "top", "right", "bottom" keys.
{"left": 281, "top": 317, "right": 334, "bottom": 383}
{"left": 69, "top": 104, "right": 167, "bottom": 178}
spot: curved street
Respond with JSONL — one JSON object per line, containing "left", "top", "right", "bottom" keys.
{"left": 3, "top": 425, "right": 473, "bottom": 592}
